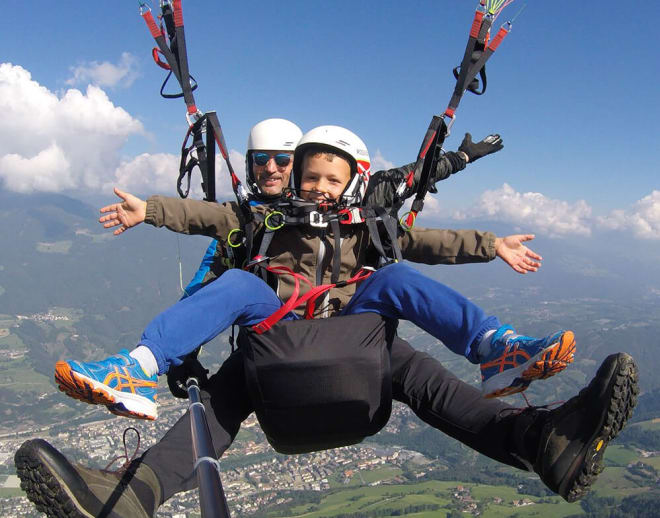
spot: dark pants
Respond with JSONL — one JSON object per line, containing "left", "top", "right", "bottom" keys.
{"left": 141, "top": 337, "right": 530, "bottom": 504}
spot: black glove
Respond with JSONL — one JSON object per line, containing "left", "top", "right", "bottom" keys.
{"left": 166, "top": 349, "right": 208, "bottom": 399}
{"left": 458, "top": 133, "right": 503, "bottom": 162}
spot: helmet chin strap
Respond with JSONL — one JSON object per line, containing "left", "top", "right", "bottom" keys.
{"left": 340, "top": 172, "right": 365, "bottom": 207}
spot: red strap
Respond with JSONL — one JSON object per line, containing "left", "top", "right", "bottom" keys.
{"left": 212, "top": 131, "right": 230, "bottom": 161}
{"left": 252, "top": 266, "right": 312, "bottom": 334}
{"left": 487, "top": 26, "right": 509, "bottom": 52}
{"left": 173, "top": 0, "right": 184, "bottom": 27}
{"left": 418, "top": 130, "right": 437, "bottom": 160}
{"left": 470, "top": 10, "right": 485, "bottom": 39}
{"left": 252, "top": 268, "right": 373, "bottom": 334}
{"left": 405, "top": 170, "right": 414, "bottom": 188}
{"left": 300, "top": 269, "right": 373, "bottom": 319}
{"left": 141, "top": 10, "right": 162, "bottom": 39}
{"left": 152, "top": 48, "right": 171, "bottom": 70}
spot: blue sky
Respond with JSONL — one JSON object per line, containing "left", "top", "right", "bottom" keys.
{"left": 1, "top": 0, "right": 658, "bottom": 241}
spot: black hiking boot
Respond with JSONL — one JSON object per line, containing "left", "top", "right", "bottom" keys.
{"left": 14, "top": 439, "right": 161, "bottom": 518}
{"left": 532, "top": 352, "right": 639, "bottom": 502}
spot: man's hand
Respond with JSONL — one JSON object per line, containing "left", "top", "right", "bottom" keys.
{"left": 458, "top": 133, "right": 504, "bottom": 163}
{"left": 494, "top": 234, "right": 542, "bottom": 274}
{"left": 99, "top": 187, "right": 147, "bottom": 235}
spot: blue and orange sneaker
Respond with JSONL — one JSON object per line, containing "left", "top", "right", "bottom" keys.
{"left": 480, "top": 326, "right": 576, "bottom": 398}
{"left": 54, "top": 349, "right": 158, "bottom": 420}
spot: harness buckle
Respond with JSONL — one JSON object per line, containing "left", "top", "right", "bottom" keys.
{"left": 244, "top": 255, "right": 269, "bottom": 271}
{"left": 309, "top": 211, "right": 328, "bottom": 228}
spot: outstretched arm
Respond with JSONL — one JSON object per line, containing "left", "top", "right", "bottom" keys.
{"left": 364, "top": 133, "right": 503, "bottom": 211}
{"left": 399, "top": 227, "right": 496, "bottom": 265}
{"left": 495, "top": 234, "right": 542, "bottom": 274}
{"left": 99, "top": 187, "right": 147, "bottom": 235}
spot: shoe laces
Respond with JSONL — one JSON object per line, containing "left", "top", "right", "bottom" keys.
{"left": 497, "top": 392, "right": 566, "bottom": 419}
{"left": 519, "top": 391, "right": 566, "bottom": 410}
{"left": 102, "top": 427, "right": 142, "bottom": 474}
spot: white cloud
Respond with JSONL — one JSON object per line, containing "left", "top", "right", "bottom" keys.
{"left": 66, "top": 52, "right": 140, "bottom": 88}
{"left": 0, "top": 63, "right": 143, "bottom": 193}
{"left": 598, "top": 190, "right": 660, "bottom": 240}
{"left": 0, "top": 63, "right": 249, "bottom": 199}
{"left": 0, "top": 143, "right": 73, "bottom": 193}
{"left": 452, "top": 183, "right": 593, "bottom": 237}
{"left": 370, "top": 149, "right": 395, "bottom": 172}
{"left": 107, "top": 149, "right": 244, "bottom": 200}
{"left": 109, "top": 152, "right": 179, "bottom": 195}
{"left": 358, "top": 150, "right": 660, "bottom": 243}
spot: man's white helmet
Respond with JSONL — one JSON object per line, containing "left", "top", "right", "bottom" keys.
{"left": 293, "top": 125, "right": 371, "bottom": 206}
{"left": 246, "top": 118, "right": 302, "bottom": 195}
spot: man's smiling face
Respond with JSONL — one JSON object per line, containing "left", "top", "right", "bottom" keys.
{"left": 252, "top": 150, "right": 294, "bottom": 196}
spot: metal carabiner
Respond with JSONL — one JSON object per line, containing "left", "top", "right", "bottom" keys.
{"left": 138, "top": 2, "right": 151, "bottom": 15}
{"left": 186, "top": 109, "right": 204, "bottom": 128}
{"left": 443, "top": 113, "right": 456, "bottom": 137}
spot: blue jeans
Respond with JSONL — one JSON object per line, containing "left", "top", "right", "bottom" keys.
{"left": 140, "top": 263, "right": 500, "bottom": 375}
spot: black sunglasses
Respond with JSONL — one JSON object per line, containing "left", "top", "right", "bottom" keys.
{"left": 252, "top": 152, "right": 292, "bottom": 167}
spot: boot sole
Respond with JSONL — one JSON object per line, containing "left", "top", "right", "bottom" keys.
{"left": 483, "top": 331, "right": 576, "bottom": 398}
{"left": 54, "top": 361, "right": 157, "bottom": 420}
{"left": 15, "top": 440, "right": 102, "bottom": 518}
{"left": 561, "top": 352, "right": 638, "bottom": 502}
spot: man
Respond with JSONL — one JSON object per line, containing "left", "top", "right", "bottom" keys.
{"left": 16, "top": 126, "right": 634, "bottom": 516}
{"left": 182, "top": 118, "right": 303, "bottom": 296}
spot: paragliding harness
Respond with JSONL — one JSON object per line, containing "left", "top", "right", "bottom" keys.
{"left": 166, "top": 197, "right": 404, "bottom": 455}
{"left": 232, "top": 195, "right": 403, "bottom": 332}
